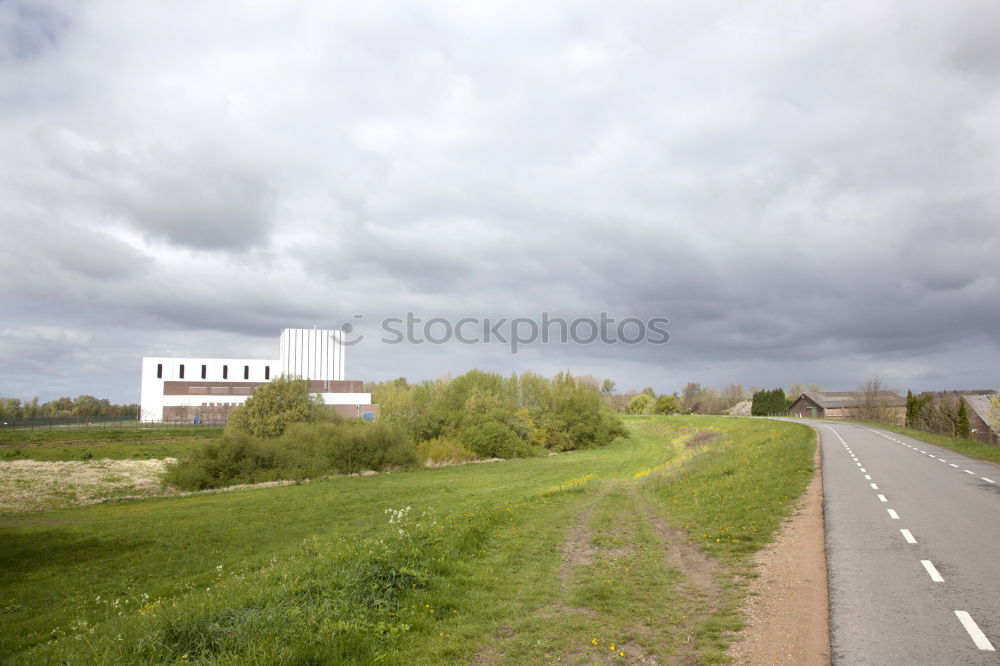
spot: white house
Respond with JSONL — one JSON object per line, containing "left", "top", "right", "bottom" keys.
{"left": 140, "top": 328, "right": 376, "bottom": 422}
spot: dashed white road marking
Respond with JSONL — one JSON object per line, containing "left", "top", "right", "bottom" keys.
{"left": 955, "top": 611, "right": 996, "bottom": 651}
{"left": 877, "top": 494, "right": 887, "bottom": 502}
{"left": 870, "top": 483, "right": 879, "bottom": 490}
{"left": 856, "top": 462, "right": 862, "bottom": 467}
{"left": 950, "top": 463, "right": 959, "bottom": 468}
{"left": 983, "top": 478, "right": 996, "bottom": 484}
{"left": 921, "top": 560, "right": 944, "bottom": 582}
{"left": 900, "top": 529, "right": 917, "bottom": 544}
{"left": 860, "top": 467, "right": 866, "bottom": 472}
{"left": 865, "top": 474, "right": 872, "bottom": 480}
{"left": 964, "top": 470, "right": 975, "bottom": 475}
{"left": 887, "top": 509, "right": 900, "bottom": 519}
{"left": 938, "top": 458, "right": 947, "bottom": 462}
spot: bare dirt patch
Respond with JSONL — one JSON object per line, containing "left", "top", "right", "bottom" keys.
{"left": 727, "top": 444, "right": 830, "bottom": 665}
{"left": 684, "top": 430, "right": 722, "bottom": 449}
{"left": 0, "top": 459, "right": 172, "bottom": 514}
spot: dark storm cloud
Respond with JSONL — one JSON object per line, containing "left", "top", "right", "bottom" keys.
{"left": 1, "top": 1, "right": 998, "bottom": 403}
{"left": 0, "top": 0, "right": 70, "bottom": 61}
{"left": 37, "top": 128, "right": 277, "bottom": 251}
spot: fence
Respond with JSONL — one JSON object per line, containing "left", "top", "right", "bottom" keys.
{"left": 0, "top": 416, "right": 226, "bottom": 431}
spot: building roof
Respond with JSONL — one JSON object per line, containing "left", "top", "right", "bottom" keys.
{"left": 798, "top": 391, "right": 906, "bottom": 409}
{"left": 963, "top": 395, "right": 1000, "bottom": 432}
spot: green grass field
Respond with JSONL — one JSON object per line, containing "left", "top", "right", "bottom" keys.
{"left": 0, "top": 427, "right": 223, "bottom": 461}
{"left": 0, "top": 426, "right": 224, "bottom": 445}
{"left": 0, "top": 416, "right": 815, "bottom": 664}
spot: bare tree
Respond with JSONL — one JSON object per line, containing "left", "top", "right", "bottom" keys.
{"left": 721, "top": 383, "right": 746, "bottom": 410}
{"left": 856, "top": 377, "right": 892, "bottom": 423}
{"left": 786, "top": 383, "right": 806, "bottom": 399}
{"left": 679, "top": 383, "right": 703, "bottom": 413}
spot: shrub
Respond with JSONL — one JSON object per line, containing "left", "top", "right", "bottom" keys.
{"left": 226, "top": 377, "right": 328, "bottom": 438}
{"left": 628, "top": 394, "right": 653, "bottom": 414}
{"left": 460, "top": 421, "right": 536, "bottom": 459}
{"left": 369, "top": 369, "right": 627, "bottom": 458}
{"left": 415, "top": 436, "right": 476, "bottom": 465}
{"left": 555, "top": 387, "right": 628, "bottom": 448}
{"left": 164, "top": 421, "right": 417, "bottom": 490}
{"left": 653, "top": 395, "right": 680, "bottom": 415}
{"left": 284, "top": 421, "right": 418, "bottom": 475}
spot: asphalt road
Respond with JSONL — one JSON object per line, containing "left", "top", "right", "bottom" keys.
{"left": 808, "top": 420, "right": 1000, "bottom": 665}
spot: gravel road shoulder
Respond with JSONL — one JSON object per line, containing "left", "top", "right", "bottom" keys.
{"left": 728, "top": 441, "right": 830, "bottom": 665}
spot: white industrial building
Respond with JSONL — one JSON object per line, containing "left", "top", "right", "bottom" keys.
{"left": 140, "top": 328, "right": 376, "bottom": 423}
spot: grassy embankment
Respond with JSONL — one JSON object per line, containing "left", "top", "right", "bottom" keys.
{"left": 1, "top": 416, "right": 815, "bottom": 664}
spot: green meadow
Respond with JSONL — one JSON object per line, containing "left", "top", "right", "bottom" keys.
{"left": 0, "top": 416, "right": 815, "bottom": 664}
{"left": 0, "top": 427, "right": 224, "bottom": 462}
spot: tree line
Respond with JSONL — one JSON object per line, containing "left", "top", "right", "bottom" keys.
{"left": 0, "top": 396, "right": 139, "bottom": 421}
{"left": 601, "top": 381, "right": 822, "bottom": 416}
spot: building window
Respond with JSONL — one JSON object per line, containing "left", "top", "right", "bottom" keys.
{"left": 201, "top": 364, "right": 207, "bottom": 379}
{"left": 223, "top": 365, "right": 228, "bottom": 379}
{"left": 179, "top": 364, "right": 185, "bottom": 379}
{"left": 265, "top": 366, "right": 271, "bottom": 380}
{"left": 157, "top": 363, "right": 163, "bottom": 379}
{"left": 244, "top": 365, "right": 249, "bottom": 380}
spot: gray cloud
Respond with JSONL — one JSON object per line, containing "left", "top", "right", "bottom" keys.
{"left": 1, "top": 1, "right": 998, "bottom": 403}
{"left": 0, "top": 1, "right": 70, "bottom": 61}
{"left": 36, "top": 127, "right": 276, "bottom": 250}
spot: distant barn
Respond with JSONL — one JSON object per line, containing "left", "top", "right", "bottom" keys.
{"left": 788, "top": 391, "right": 906, "bottom": 425}
{"left": 962, "top": 394, "right": 1000, "bottom": 445}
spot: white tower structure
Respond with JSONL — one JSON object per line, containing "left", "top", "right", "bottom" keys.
{"left": 279, "top": 328, "right": 345, "bottom": 382}
{"left": 139, "top": 328, "right": 374, "bottom": 422}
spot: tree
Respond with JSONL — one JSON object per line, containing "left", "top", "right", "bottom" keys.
{"left": 679, "top": 383, "right": 703, "bottom": 413}
{"left": 600, "top": 379, "right": 616, "bottom": 397}
{"left": 915, "top": 393, "right": 958, "bottom": 435}
{"left": 787, "top": 383, "right": 806, "bottom": 400}
{"left": 226, "top": 376, "right": 326, "bottom": 438}
{"left": 24, "top": 397, "right": 39, "bottom": 419}
{"left": 627, "top": 394, "right": 654, "bottom": 415}
{"left": 751, "top": 388, "right": 786, "bottom": 416}
{"left": 956, "top": 398, "right": 971, "bottom": 439}
{"left": 0, "top": 398, "right": 22, "bottom": 420}
{"left": 856, "top": 377, "right": 893, "bottom": 423}
{"left": 991, "top": 396, "right": 1000, "bottom": 431}
{"left": 653, "top": 395, "right": 680, "bottom": 414}
{"left": 721, "top": 383, "right": 746, "bottom": 410}
{"left": 640, "top": 387, "right": 656, "bottom": 398}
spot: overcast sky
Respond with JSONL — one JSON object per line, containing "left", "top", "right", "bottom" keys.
{"left": 2, "top": 0, "right": 998, "bottom": 404}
